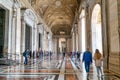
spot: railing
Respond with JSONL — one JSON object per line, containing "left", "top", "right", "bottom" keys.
{"left": 0, "top": 53, "right": 21, "bottom": 65}
{"left": 0, "top": 52, "right": 63, "bottom": 65}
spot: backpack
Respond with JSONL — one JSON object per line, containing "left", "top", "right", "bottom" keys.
{"left": 23, "top": 52, "right": 26, "bottom": 56}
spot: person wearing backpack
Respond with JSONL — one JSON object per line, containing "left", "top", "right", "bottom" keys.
{"left": 23, "top": 49, "right": 29, "bottom": 65}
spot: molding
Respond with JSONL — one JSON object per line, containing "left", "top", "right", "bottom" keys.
{"left": 0, "top": 0, "right": 13, "bottom": 10}
{"left": 53, "top": 35, "right": 71, "bottom": 38}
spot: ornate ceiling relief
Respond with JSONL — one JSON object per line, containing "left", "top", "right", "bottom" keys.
{"left": 31, "top": 0, "right": 78, "bottom": 35}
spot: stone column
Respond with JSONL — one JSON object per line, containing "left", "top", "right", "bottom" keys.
{"left": 54, "top": 38, "right": 57, "bottom": 54}
{"left": 72, "top": 32, "right": 76, "bottom": 51}
{"left": 76, "top": 33, "right": 78, "bottom": 51}
{"left": 78, "top": 19, "right": 82, "bottom": 51}
{"left": 48, "top": 34, "right": 53, "bottom": 51}
{"left": 75, "top": 24, "right": 78, "bottom": 51}
{"left": 20, "top": 8, "right": 26, "bottom": 54}
{"left": 101, "top": 0, "right": 109, "bottom": 69}
{"left": 117, "top": 0, "right": 120, "bottom": 75}
{"left": 11, "top": 6, "right": 17, "bottom": 60}
{"left": 85, "top": 3, "right": 91, "bottom": 50}
{"left": 20, "top": 8, "right": 26, "bottom": 53}
{"left": 107, "top": 0, "right": 120, "bottom": 75}
{"left": 54, "top": 37, "right": 58, "bottom": 54}
{"left": 74, "top": 32, "right": 76, "bottom": 51}
{"left": 33, "top": 23, "right": 37, "bottom": 51}
{"left": 56, "top": 37, "right": 59, "bottom": 53}
{"left": 48, "top": 38, "right": 51, "bottom": 51}
{"left": 42, "top": 31, "right": 47, "bottom": 51}
{"left": 72, "top": 32, "right": 74, "bottom": 51}
{"left": 42, "top": 31, "right": 49, "bottom": 51}
{"left": 66, "top": 38, "right": 68, "bottom": 52}
{"left": 41, "top": 34, "right": 44, "bottom": 49}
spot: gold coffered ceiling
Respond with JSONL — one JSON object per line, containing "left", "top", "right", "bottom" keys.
{"left": 32, "top": 0, "right": 79, "bottom": 35}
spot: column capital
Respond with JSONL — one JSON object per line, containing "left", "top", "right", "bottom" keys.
{"left": 21, "top": 7, "right": 27, "bottom": 16}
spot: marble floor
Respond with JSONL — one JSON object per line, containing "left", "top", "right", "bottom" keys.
{"left": 0, "top": 54, "right": 120, "bottom": 80}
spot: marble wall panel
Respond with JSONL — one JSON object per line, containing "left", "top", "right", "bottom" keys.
{"left": 109, "top": 52, "right": 120, "bottom": 75}
{"left": 108, "top": 0, "right": 120, "bottom": 75}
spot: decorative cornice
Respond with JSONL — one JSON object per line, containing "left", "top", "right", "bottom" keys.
{"left": 53, "top": 35, "right": 71, "bottom": 38}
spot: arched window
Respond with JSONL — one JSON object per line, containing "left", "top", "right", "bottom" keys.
{"left": 91, "top": 4, "right": 103, "bottom": 53}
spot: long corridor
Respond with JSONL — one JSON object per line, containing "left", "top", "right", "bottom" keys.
{"left": 0, "top": 54, "right": 119, "bottom": 80}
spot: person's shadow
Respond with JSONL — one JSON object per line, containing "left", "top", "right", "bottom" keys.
{"left": 97, "top": 75, "right": 104, "bottom": 80}
{"left": 101, "top": 76, "right": 104, "bottom": 80}
{"left": 86, "top": 74, "right": 89, "bottom": 80}
{"left": 86, "top": 75, "right": 104, "bottom": 80}
{"left": 98, "top": 77, "right": 100, "bottom": 80}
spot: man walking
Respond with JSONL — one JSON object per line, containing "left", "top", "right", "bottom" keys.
{"left": 82, "top": 48, "right": 92, "bottom": 78}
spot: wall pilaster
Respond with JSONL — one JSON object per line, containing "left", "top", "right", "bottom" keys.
{"left": 20, "top": 8, "right": 26, "bottom": 53}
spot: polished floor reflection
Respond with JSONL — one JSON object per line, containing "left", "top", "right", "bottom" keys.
{"left": 0, "top": 54, "right": 120, "bottom": 80}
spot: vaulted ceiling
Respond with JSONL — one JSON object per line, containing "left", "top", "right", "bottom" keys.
{"left": 32, "top": 0, "right": 79, "bottom": 35}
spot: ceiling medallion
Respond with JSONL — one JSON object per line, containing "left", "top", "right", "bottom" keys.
{"left": 55, "top": 0, "right": 61, "bottom": 7}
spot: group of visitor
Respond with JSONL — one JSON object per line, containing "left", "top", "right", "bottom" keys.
{"left": 23, "top": 47, "right": 103, "bottom": 79}
{"left": 23, "top": 48, "right": 53, "bottom": 65}
{"left": 69, "top": 48, "right": 103, "bottom": 78}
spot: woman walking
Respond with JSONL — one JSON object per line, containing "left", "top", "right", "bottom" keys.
{"left": 94, "top": 49, "right": 103, "bottom": 77}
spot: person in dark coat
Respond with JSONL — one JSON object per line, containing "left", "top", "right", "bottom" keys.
{"left": 77, "top": 51, "right": 81, "bottom": 62}
{"left": 29, "top": 50, "right": 32, "bottom": 59}
{"left": 23, "top": 49, "right": 29, "bottom": 65}
{"left": 33, "top": 50, "right": 36, "bottom": 59}
{"left": 63, "top": 52, "right": 65, "bottom": 59}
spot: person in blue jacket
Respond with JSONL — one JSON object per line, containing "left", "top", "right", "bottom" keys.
{"left": 39, "top": 48, "right": 43, "bottom": 61}
{"left": 82, "top": 48, "right": 92, "bottom": 76}
{"left": 23, "top": 49, "right": 29, "bottom": 65}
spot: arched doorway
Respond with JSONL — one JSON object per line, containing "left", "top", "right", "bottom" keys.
{"left": 91, "top": 4, "right": 103, "bottom": 53}
{"left": 25, "top": 24, "right": 32, "bottom": 50}
{"left": 0, "top": 8, "right": 5, "bottom": 58}
{"left": 38, "top": 33, "right": 42, "bottom": 48}
{"left": 59, "top": 38, "right": 66, "bottom": 53}
{"left": 23, "top": 9, "right": 37, "bottom": 52}
{"left": 0, "top": 7, "right": 8, "bottom": 58}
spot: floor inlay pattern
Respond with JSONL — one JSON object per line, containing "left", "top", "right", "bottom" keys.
{"left": 0, "top": 55, "right": 120, "bottom": 80}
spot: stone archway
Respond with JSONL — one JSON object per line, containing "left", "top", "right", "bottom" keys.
{"left": 91, "top": 4, "right": 103, "bottom": 53}
{"left": 21, "top": 9, "right": 38, "bottom": 52}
